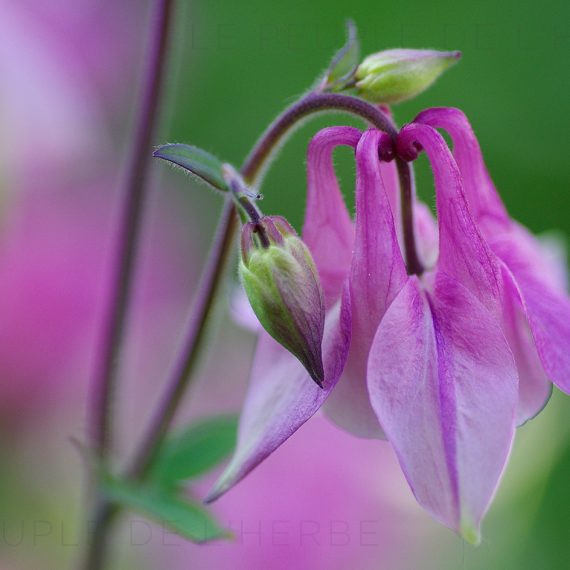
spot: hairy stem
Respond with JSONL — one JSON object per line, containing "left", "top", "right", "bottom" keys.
{"left": 241, "top": 92, "right": 397, "bottom": 183}
{"left": 81, "top": 0, "right": 174, "bottom": 568}
{"left": 90, "top": 0, "right": 174, "bottom": 460}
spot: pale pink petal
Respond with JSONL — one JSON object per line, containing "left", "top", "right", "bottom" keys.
{"left": 230, "top": 287, "right": 261, "bottom": 332}
{"left": 501, "top": 267, "right": 552, "bottom": 423}
{"left": 367, "top": 275, "right": 517, "bottom": 541}
{"left": 490, "top": 224, "right": 570, "bottom": 395}
{"left": 490, "top": 221, "right": 569, "bottom": 296}
{"left": 324, "top": 129, "right": 407, "bottom": 438}
{"left": 303, "top": 126, "right": 361, "bottom": 306}
{"left": 408, "top": 114, "right": 565, "bottom": 416}
{"left": 503, "top": 264, "right": 570, "bottom": 396}
{"left": 414, "top": 201, "right": 439, "bottom": 269}
{"left": 207, "top": 290, "right": 351, "bottom": 502}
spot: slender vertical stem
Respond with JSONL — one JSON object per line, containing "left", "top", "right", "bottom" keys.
{"left": 395, "top": 157, "right": 424, "bottom": 276}
{"left": 90, "top": 0, "right": 174, "bottom": 460}
{"left": 81, "top": 1, "right": 174, "bottom": 569}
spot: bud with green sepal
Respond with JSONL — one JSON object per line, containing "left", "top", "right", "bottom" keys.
{"left": 239, "top": 215, "right": 326, "bottom": 387}
{"left": 353, "top": 48, "right": 461, "bottom": 104}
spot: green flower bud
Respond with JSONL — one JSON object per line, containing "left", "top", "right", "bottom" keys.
{"left": 239, "top": 216, "right": 326, "bottom": 387}
{"left": 355, "top": 49, "right": 461, "bottom": 104}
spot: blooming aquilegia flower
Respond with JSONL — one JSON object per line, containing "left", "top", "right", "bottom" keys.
{"left": 207, "top": 112, "right": 569, "bottom": 540}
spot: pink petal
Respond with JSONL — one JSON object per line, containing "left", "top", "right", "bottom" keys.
{"left": 491, "top": 221, "right": 569, "bottom": 297}
{"left": 414, "top": 107, "right": 509, "bottom": 227}
{"left": 501, "top": 267, "right": 552, "bottom": 423}
{"left": 367, "top": 275, "right": 517, "bottom": 541}
{"left": 398, "top": 122, "right": 502, "bottom": 309}
{"left": 414, "top": 201, "right": 439, "bottom": 269}
{"left": 207, "top": 290, "right": 351, "bottom": 502}
{"left": 502, "top": 260, "right": 570, "bottom": 396}
{"left": 210, "top": 128, "right": 362, "bottom": 499}
{"left": 324, "top": 129, "right": 407, "bottom": 438}
{"left": 410, "top": 113, "right": 565, "bottom": 416}
{"left": 303, "top": 126, "right": 361, "bottom": 306}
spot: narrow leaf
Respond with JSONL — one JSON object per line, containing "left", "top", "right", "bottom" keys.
{"left": 324, "top": 20, "right": 360, "bottom": 89}
{"left": 102, "top": 476, "right": 230, "bottom": 543}
{"left": 153, "top": 144, "right": 228, "bottom": 191}
{"left": 150, "top": 415, "right": 238, "bottom": 485}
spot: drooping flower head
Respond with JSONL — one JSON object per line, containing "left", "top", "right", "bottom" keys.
{"left": 209, "top": 109, "right": 570, "bottom": 542}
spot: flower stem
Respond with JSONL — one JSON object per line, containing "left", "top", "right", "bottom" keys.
{"left": 81, "top": 0, "right": 174, "bottom": 568}
{"left": 90, "top": 0, "right": 174, "bottom": 461}
{"left": 241, "top": 92, "right": 397, "bottom": 183}
{"left": 396, "top": 157, "right": 424, "bottom": 275}
{"left": 241, "top": 91, "right": 423, "bottom": 274}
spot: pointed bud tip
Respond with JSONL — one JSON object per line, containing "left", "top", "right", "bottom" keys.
{"left": 355, "top": 48, "right": 462, "bottom": 104}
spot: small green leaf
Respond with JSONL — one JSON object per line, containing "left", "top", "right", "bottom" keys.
{"left": 150, "top": 415, "right": 238, "bottom": 485}
{"left": 153, "top": 144, "right": 228, "bottom": 191}
{"left": 102, "top": 476, "right": 230, "bottom": 543}
{"left": 324, "top": 20, "right": 360, "bottom": 89}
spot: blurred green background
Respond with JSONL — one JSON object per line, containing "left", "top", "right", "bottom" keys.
{"left": 159, "top": 0, "right": 570, "bottom": 567}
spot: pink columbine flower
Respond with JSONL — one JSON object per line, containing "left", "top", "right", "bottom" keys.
{"left": 209, "top": 111, "right": 569, "bottom": 542}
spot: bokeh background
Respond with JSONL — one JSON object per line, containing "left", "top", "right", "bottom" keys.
{"left": 0, "top": 0, "right": 569, "bottom": 568}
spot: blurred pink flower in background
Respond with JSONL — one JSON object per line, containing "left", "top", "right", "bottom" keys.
{"left": 152, "top": 414, "right": 420, "bottom": 570}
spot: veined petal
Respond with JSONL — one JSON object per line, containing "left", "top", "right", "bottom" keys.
{"left": 416, "top": 108, "right": 568, "bottom": 293}
{"left": 410, "top": 112, "right": 566, "bottom": 415}
{"left": 490, "top": 221, "right": 569, "bottom": 297}
{"left": 324, "top": 129, "right": 407, "bottom": 438}
{"left": 398, "top": 123, "right": 501, "bottom": 307}
{"left": 501, "top": 259, "right": 570, "bottom": 396}
{"left": 414, "top": 107, "right": 509, "bottom": 227}
{"left": 207, "top": 289, "right": 351, "bottom": 502}
{"left": 501, "top": 266, "right": 552, "bottom": 423}
{"left": 367, "top": 275, "right": 517, "bottom": 541}
{"left": 303, "top": 126, "right": 361, "bottom": 306}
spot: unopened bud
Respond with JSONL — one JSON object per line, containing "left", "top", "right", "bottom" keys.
{"left": 239, "top": 216, "right": 326, "bottom": 387}
{"left": 355, "top": 49, "right": 461, "bottom": 104}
